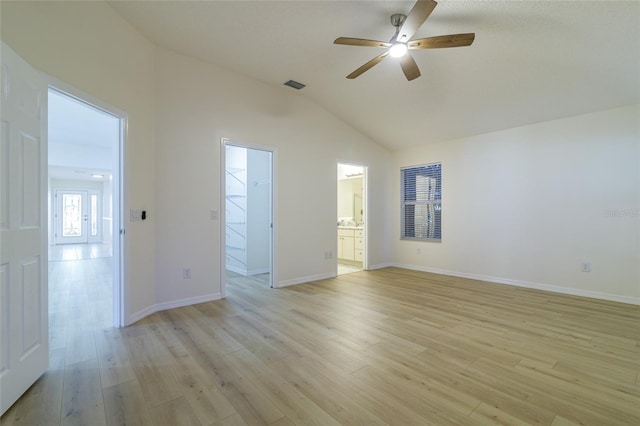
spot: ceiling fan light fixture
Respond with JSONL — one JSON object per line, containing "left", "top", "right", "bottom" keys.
{"left": 389, "top": 43, "right": 408, "bottom": 58}
{"left": 334, "top": 0, "right": 475, "bottom": 81}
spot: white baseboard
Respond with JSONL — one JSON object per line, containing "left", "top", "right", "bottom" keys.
{"left": 277, "top": 272, "right": 336, "bottom": 288}
{"left": 368, "top": 262, "right": 394, "bottom": 270}
{"left": 127, "top": 292, "right": 223, "bottom": 326}
{"left": 247, "top": 267, "right": 269, "bottom": 276}
{"left": 226, "top": 265, "right": 247, "bottom": 276}
{"left": 154, "top": 292, "right": 223, "bottom": 312}
{"left": 393, "top": 263, "right": 640, "bottom": 306}
{"left": 225, "top": 267, "right": 269, "bottom": 277}
{"left": 127, "top": 305, "right": 156, "bottom": 326}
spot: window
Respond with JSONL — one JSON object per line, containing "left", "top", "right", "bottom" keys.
{"left": 401, "top": 163, "right": 442, "bottom": 241}
{"left": 62, "top": 193, "right": 83, "bottom": 237}
{"left": 90, "top": 194, "right": 98, "bottom": 236}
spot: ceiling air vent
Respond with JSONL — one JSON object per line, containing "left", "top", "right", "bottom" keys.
{"left": 284, "top": 80, "right": 306, "bottom": 90}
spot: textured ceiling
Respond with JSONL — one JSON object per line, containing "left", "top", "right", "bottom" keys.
{"left": 108, "top": 0, "right": 640, "bottom": 151}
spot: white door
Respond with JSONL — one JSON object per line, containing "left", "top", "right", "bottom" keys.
{"left": 0, "top": 43, "right": 49, "bottom": 415}
{"left": 55, "top": 189, "right": 87, "bottom": 244}
{"left": 54, "top": 189, "right": 102, "bottom": 245}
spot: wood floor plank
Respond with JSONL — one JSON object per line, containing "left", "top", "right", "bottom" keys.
{"left": 151, "top": 323, "right": 238, "bottom": 424}
{"left": 358, "top": 342, "right": 483, "bottom": 415}
{"left": 192, "top": 343, "right": 286, "bottom": 425}
{"left": 468, "top": 401, "right": 533, "bottom": 426}
{"left": 210, "top": 413, "right": 249, "bottom": 426}
{"left": 267, "top": 417, "right": 297, "bottom": 426}
{"left": 149, "top": 396, "right": 202, "bottom": 426}
{"left": 290, "top": 351, "right": 428, "bottom": 425}
{"left": 0, "top": 347, "right": 66, "bottom": 425}
{"left": 123, "top": 323, "right": 183, "bottom": 406}
{"left": 222, "top": 349, "right": 341, "bottom": 426}
{"left": 352, "top": 364, "right": 478, "bottom": 425}
{"left": 266, "top": 356, "right": 388, "bottom": 426}
{"left": 49, "top": 310, "right": 68, "bottom": 352}
{"left": 467, "top": 356, "right": 637, "bottom": 425}
{"left": 103, "top": 379, "right": 154, "bottom": 426}
{"left": 64, "top": 326, "right": 97, "bottom": 367}
{"left": 513, "top": 359, "right": 640, "bottom": 423}
{"left": 61, "top": 358, "right": 107, "bottom": 426}
{"left": 160, "top": 306, "right": 244, "bottom": 354}
{"left": 550, "top": 415, "right": 583, "bottom": 426}
{"left": 94, "top": 327, "right": 136, "bottom": 389}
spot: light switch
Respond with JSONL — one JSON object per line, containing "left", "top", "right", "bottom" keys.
{"left": 130, "top": 209, "right": 142, "bottom": 221}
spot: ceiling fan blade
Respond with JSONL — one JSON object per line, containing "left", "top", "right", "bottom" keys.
{"left": 346, "top": 51, "right": 390, "bottom": 79}
{"left": 397, "top": 0, "right": 438, "bottom": 43}
{"left": 399, "top": 54, "right": 421, "bottom": 81}
{"left": 408, "top": 33, "right": 475, "bottom": 49}
{"left": 334, "top": 37, "right": 391, "bottom": 48}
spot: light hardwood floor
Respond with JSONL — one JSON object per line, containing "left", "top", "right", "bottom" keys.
{"left": 2, "top": 264, "right": 639, "bottom": 425}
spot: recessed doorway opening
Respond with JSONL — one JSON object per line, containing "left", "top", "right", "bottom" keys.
{"left": 337, "top": 163, "right": 367, "bottom": 275}
{"left": 48, "top": 86, "right": 124, "bottom": 328}
{"left": 221, "top": 140, "right": 275, "bottom": 295}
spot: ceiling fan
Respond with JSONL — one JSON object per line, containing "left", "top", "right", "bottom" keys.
{"left": 334, "top": 0, "right": 475, "bottom": 81}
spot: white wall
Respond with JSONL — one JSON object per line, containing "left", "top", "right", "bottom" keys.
{"left": 393, "top": 105, "right": 640, "bottom": 304}
{"left": 153, "top": 47, "right": 392, "bottom": 305}
{"left": 2, "top": 1, "right": 157, "bottom": 322}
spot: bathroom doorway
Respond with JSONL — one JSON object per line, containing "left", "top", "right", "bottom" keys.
{"left": 337, "top": 163, "right": 367, "bottom": 275}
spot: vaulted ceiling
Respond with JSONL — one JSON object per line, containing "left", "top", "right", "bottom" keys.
{"left": 108, "top": 0, "right": 640, "bottom": 151}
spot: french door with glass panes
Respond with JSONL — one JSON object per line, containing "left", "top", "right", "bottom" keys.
{"left": 54, "top": 189, "right": 101, "bottom": 244}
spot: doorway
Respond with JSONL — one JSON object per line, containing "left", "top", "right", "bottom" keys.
{"left": 222, "top": 140, "right": 275, "bottom": 294}
{"left": 48, "top": 86, "right": 124, "bottom": 327}
{"left": 337, "top": 163, "right": 367, "bottom": 275}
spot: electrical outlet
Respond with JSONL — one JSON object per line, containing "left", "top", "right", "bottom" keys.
{"left": 210, "top": 209, "right": 218, "bottom": 220}
{"left": 417, "top": 248, "right": 422, "bottom": 254}
{"left": 182, "top": 267, "right": 192, "bottom": 279}
{"left": 581, "top": 262, "right": 591, "bottom": 273}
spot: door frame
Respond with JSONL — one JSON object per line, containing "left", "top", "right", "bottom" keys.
{"left": 47, "top": 80, "right": 127, "bottom": 327}
{"left": 220, "top": 138, "right": 277, "bottom": 296}
{"left": 337, "top": 161, "right": 369, "bottom": 272}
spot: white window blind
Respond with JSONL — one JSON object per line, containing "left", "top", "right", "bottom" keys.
{"left": 401, "top": 163, "right": 442, "bottom": 241}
